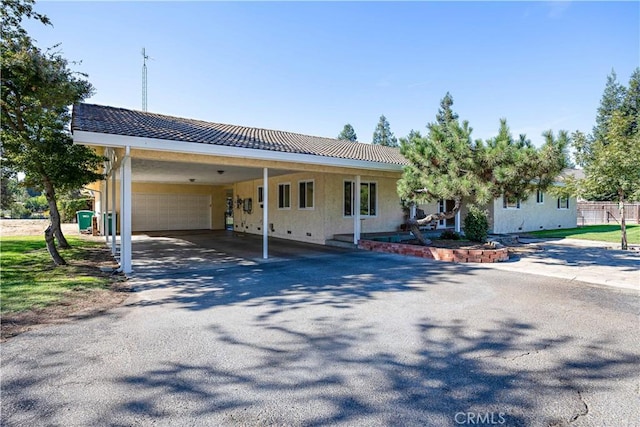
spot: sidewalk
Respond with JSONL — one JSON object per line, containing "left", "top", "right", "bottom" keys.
{"left": 482, "top": 238, "right": 639, "bottom": 291}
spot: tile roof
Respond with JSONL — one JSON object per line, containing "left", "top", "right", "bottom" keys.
{"left": 72, "top": 103, "right": 408, "bottom": 166}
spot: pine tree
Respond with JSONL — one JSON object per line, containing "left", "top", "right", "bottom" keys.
{"left": 592, "top": 70, "right": 626, "bottom": 145}
{"left": 621, "top": 68, "right": 640, "bottom": 136}
{"left": 399, "top": 93, "right": 569, "bottom": 244}
{"left": 372, "top": 115, "right": 398, "bottom": 147}
{"left": 337, "top": 124, "right": 358, "bottom": 142}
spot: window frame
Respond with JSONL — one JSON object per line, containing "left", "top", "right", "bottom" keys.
{"left": 343, "top": 180, "right": 378, "bottom": 218}
{"left": 536, "top": 190, "right": 544, "bottom": 204}
{"left": 298, "top": 180, "right": 315, "bottom": 210}
{"left": 503, "top": 195, "right": 521, "bottom": 209}
{"left": 278, "top": 182, "right": 291, "bottom": 210}
{"left": 557, "top": 196, "right": 569, "bottom": 210}
{"left": 257, "top": 186, "right": 264, "bottom": 204}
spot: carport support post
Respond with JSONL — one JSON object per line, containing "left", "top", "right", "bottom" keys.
{"left": 263, "top": 167, "right": 268, "bottom": 259}
{"left": 353, "top": 175, "right": 361, "bottom": 245}
{"left": 119, "top": 146, "right": 132, "bottom": 274}
{"left": 111, "top": 169, "right": 116, "bottom": 255}
{"left": 104, "top": 175, "right": 109, "bottom": 242}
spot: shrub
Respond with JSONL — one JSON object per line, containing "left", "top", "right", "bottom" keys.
{"left": 10, "top": 203, "right": 31, "bottom": 219}
{"left": 463, "top": 206, "right": 489, "bottom": 242}
{"left": 58, "top": 198, "right": 92, "bottom": 222}
{"left": 439, "top": 229, "right": 461, "bottom": 240}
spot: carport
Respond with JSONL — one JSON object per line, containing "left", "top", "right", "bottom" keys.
{"left": 72, "top": 104, "right": 406, "bottom": 274}
{"left": 130, "top": 230, "right": 356, "bottom": 277}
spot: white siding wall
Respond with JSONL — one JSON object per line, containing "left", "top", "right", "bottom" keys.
{"left": 490, "top": 193, "right": 577, "bottom": 234}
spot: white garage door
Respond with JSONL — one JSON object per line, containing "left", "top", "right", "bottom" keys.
{"left": 132, "top": 193, "right": 211, "bottom": 231}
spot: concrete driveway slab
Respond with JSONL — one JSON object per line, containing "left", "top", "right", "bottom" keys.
{"left": 484, "top": 238, "right": 639, "bottom": 291}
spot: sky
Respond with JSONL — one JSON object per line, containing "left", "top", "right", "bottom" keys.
{"left": 24, "top": 1, "right": 639, "bottom": 147}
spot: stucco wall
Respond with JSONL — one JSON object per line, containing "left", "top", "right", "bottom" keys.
{"left": 93, "top": 182, "right": 226, "bottom": 231}
{"left": 490, "top": 193, "right": 577, "bottom": 234}
{"left": 232, "top": 172, "right": 405, "bottom": 244}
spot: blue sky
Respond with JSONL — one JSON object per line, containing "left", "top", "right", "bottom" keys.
{"left": 25, "top": 1, "right": 639, "bottom": 146}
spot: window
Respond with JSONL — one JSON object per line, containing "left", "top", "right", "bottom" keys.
{"left": 557, "top": 196, "right": 569, "bottom": 210}
{"left": 278, "top": 183, "right": 290, "bottom": 209}
{"left": 344, "top": 181, "right": 377, "bottom": 217}
{"left": 257, "top": 186, "right": 264, "bottom": 204}
{"left": 299, "top": 180, "right": 314, "bottom": 209}
{"left": 536, "top": 190, "right": 544, "bottom": 204}
{"left": 503, "top": 195, "right": 521, "bottom": 209}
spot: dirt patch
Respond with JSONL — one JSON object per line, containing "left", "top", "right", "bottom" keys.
{"left": 1, "top": 219, "right": 130, "bottom": 341}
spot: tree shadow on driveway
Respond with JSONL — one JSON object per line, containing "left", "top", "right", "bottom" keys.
{"left": 112, "top": 317, "right": 639, "bottom": 426}
{"left": 125, "top": 250, "right": 480, "bottom": 315}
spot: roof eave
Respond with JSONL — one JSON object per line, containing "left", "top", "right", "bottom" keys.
{"left": 72, "top": 130, "right": 405, "bottom": 173}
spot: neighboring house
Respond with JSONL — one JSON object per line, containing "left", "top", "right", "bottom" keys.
{"left": 72, "top": 104, "right": 577, "bottom": 272}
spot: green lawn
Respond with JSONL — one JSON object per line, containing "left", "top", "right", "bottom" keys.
{"left": 1, "top": 236, "right": 113, "bottom": 314}
{"left": 526, "top": 224, "right": 640, "bottom": 244}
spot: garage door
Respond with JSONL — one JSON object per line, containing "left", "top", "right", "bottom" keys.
{"left": 132, "top": 193, "right": 211, "bottom": 231}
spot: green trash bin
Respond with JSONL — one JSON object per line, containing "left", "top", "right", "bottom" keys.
{"left": 103, "top": 212, "right": 117, "bottom": 234}
{"left": 76, "top": 210, "right": 94, "bottom": 233}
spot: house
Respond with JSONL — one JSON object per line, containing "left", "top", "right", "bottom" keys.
{"left": 489, "top": 188, "right": 576, "bottom": 234}
{"left": 72, "top": 104, "right": 577, "bottom": 273}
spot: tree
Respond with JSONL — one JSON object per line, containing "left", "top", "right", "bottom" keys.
{"left": 575, "top": 70, "right": 627, "bottom": 170}
{"left": 1, "top": 0, "right": 104, "bottom": 265}
{"left": 621, "top": 68, "right": 640, "bottom": 136}
{"left": 337, "top": 124, "right": 358, "bottom": 142}
{"left": 398, "top": 93, "right": 569, "bottom": 245}
{"left": 372, "top": 114, "right": 398, "bottom": 147}
{"left": 566, "top": 68, "right": 640, "bottom": 249}
{"left": 570, "top": 112, "right": 640, "bottom": 250}
{"left": 593, "top": 70, "right": 626, "bottom": 146}
{"left": 1, "top": 166, "right": 17, "bottom": 210}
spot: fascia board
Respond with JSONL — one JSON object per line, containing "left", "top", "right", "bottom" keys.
{"left": 73, "top": 130, "right": 404, "bottom": 173}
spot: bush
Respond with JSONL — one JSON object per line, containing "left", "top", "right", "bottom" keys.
{"left": 463, "top": 206, "right": 489, "bottom": 242}
{"left": 10, "top": 203, "right": 31, "bottom": 219}
{"left": 439, "top": 229, "right": 461, "bottom": 240}
{"left": 58, "top": 198, "right": 92, "bottom": 222}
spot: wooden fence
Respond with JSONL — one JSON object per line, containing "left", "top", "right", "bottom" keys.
{"left": 577, "top": 202, "right": 640, "bottom": 226}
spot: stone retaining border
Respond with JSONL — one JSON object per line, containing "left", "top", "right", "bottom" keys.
{"left": 358, "top": 239, "right": 509, "bottom": 263}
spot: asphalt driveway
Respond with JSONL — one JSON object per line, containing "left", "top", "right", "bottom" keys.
{"left": 2, "top": 235, "right": 639, "bottom": 426}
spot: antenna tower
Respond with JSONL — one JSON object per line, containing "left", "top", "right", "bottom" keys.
{"left": 142, "top": 48, "right": 149, "bottom": 111}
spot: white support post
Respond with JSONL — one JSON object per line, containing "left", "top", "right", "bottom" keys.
{"left": 353, "top": 175, "right": 361, "bottom": 245}
{"left": 111, "top": 170, "right": 117, "bottom": 255}
{"left": 263, "top": 167, "right": 268, "bottom": 259}
{"left": 120, "top": 147, "right": 132, "bottom": 274}
{"left": 410, "top": 203, "right": 417, "bottom": 219}
{"left": 455, "top": 209, "right": 461, "bottom": 233}
{"left": 104, "top": 176, "right": 109, "bottom": 242}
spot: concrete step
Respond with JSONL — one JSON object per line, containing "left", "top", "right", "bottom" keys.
{"left": 325, "top": 239, "right": 357, "bottom": 249}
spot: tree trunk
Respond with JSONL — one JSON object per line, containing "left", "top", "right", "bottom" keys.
{"left": 44, "top": 225, "right": 67, "bottom": 266}
{"left": 619, "top": 192, "right": 628, "bottom": 250}
{"left": 43, "top": 177, "right": 71, "bottom": 249}
{"left": 406, "top": 198, "right": 461, "bottom": 246}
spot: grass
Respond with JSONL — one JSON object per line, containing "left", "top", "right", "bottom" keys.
{"left": 1, "top": 236, "right": 112, "bottom": 314}
{"left": 525, "top": 224, "right": 640, "bottom": 244}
